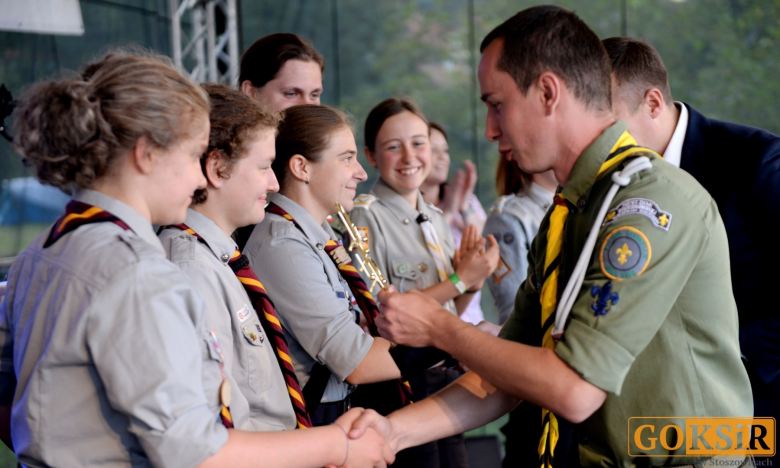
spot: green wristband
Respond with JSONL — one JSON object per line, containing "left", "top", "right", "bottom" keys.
{"left": 449, "top": 272, "right": 467, "bottom": 295}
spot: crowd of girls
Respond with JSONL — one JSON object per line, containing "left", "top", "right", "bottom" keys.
{"left": 0, "top": 32, "right": 531, "bottom": 468}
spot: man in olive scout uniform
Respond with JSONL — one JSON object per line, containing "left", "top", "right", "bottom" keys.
{"left": 345, "top": 5, "right": 754, "bottom": 468}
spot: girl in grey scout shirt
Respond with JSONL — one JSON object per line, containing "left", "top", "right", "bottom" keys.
{"left": 484, "top": 156, "right": 556, "bottom": 324}
{"left": 244, "top": 105, "right": 411, "bottom": 427}
{"left": 158, "top": 85, "right": 300, "bottom": 432}
{"left": 0, "top": 52, "right": 390, "bottom": 468}
{"left": 348, "top": 98, "right": 500, "bottom": 468}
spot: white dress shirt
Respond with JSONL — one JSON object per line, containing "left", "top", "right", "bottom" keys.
{"left": 662, "top": 101, "right": 689, "bottom": 168}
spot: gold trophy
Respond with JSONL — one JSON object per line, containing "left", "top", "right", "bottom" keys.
{"left": 335, "top": 202, "right": 389, "bottom": 293}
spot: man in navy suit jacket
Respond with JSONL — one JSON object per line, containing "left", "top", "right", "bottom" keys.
{"left": 603, "top": 37, "right": 779, "bottom": 433}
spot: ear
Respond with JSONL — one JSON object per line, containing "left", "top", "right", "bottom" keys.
{"left": 288, "top": 154, "right": 310, "bottom": 183}
{"left": 130, "top": 135, "right": 155, "bottom": 175}
{"left": 241, "top": 80, "right": 258, "bottom": 100}
{"left": 364, "top": 146, "right": 378, "bottom": 168}
{"left": 204, "top": 150, "right": 226, "bottom": 189}
{"left": 536, "top": 71, "right": 562, "bottom": 117}
{"left": 642, "top": 88, "right": 666, "bottom": 119}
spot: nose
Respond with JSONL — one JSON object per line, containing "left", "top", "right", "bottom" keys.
{"left": 354, "top": 159, "right": 368, "bottom": 182}
{"left": 484, "top": 112, "right": 501, "bottom": 142}
{"left": 267, "top": 168, "right": 280, "bottom": 193}
{"left": 401, "top": 143, "right": 415, "bottom": 163}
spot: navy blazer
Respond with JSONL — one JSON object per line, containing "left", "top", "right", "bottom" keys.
{"left": 680, "top": 103, "right": 780, "bottom": 383}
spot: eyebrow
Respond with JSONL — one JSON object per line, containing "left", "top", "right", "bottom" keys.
{"left": 338, "top": 150, "right": 357, "bottom": 156}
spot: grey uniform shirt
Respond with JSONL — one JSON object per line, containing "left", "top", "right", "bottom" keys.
{"left": 159, "top": 209, "right": 297, "bottom": 431}
{"left": 0, "top": 190, "right": 227, "bottom": 468}
{"left": 349, "top": 178, "right": 457, "bottom": 314}
{"left": 244, "top": 193, "right": 372, "bottom": 402}
{"left": 483, "top": 182, "right": 553, "bottom": 323}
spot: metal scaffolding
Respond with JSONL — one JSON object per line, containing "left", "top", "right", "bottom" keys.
{"left": 169, "top": 0, "right": 240, "bottom": 86}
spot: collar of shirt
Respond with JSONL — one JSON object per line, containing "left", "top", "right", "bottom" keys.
{"left": 184, "top": 208, "right": 238, "bottom": 262}
{"left": 371, "top": 177, "right": 431, "bottom": 223}
{"left": 526, "top": 181, "right": 555, "bottom": 210}
{"left": 268, "top": 192, "right": 336, "bottom": 245}
{"left": 661, "top": 102, "right": 689, "bottom": 168}
{"left": 560, "top": 120, "right": 628, "bottom": 210}
{"left": 73, "top": 188, "right": 164, "bottom": 255}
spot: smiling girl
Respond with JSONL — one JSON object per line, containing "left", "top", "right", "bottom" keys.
{"left": 348, "top": 97, "right": 500, "bottom": 468}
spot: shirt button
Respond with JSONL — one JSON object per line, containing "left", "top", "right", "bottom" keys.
{"left": 316, "top": 243, "right": 324, "bottom": 250}
{"left": 577, "top": 198, "right": 586, "bottom": 209}
{"left": 403, "top": 219, "right": 410, "bottom": 225}
{"left": 221, "top": 253, "right": 230, "bottom": 262}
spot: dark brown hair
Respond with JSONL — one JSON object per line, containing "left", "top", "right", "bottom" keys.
{"left": 13, "top": 51, "right": 209, "bottom": 190}
{"left": 273, "top": 104, "right": 353, "bottom": 191}
{"left": 192, "top": 84, "right": 282, "bottom": 204}
{"left": 364, "top": 97, "right": 429, "bottom": 152}
{"left": 239, "top": 33, "right": 325, "bottom": 89}
{"left": 602, "top": 37, "right": 673, "bottom": 111}
{"left": 480, "top": 5, "right": 612, "bottom": 112}
{"left": 429, "top": 121, "right": 448, "bottom": 141}
{"left": 496, "top": 156, "right": 531, "bottom": 197}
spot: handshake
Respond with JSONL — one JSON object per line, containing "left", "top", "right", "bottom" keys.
{"left": 325, "top": 408, "right": 398, "bottom": 468}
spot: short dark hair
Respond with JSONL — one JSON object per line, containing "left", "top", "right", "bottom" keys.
{"left": 480, "top": 5, "right": 612, "bottom": 112}
{"left": 193, "top": 84, "right": 281, "bottom": 204}
{"left": 274, "top": 104, "right": 354, "bottom": 191}
{"left": 364, "top": 97, "right": 429, "bottom": 152}
{"left": 603, "top": 37, "right": 673, "bottom": 111}
{"left": 239, "top": 33, "right": 325, "bottom": 89}
{"left": 429, "top": 122, "right": 448, "bottom": 142}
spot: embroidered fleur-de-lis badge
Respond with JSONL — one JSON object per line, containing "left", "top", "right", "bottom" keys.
{"left": 591, "top": 281, "right": 619, "bottom": 316}
{"left": 615, "top": 243, "right": 633, "bottom": 265}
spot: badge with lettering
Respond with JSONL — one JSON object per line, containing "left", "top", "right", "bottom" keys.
{"left": 603, "top": 198, "right": 672, "bottom": 231}
{"left": 492, "top": 255, "right": 512, "bottom": 283}
{"left": 600, "top": 227, "right": 651, "bottom": 280}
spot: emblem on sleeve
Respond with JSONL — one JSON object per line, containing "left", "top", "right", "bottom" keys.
{"left": 599, "top": 227, "right": 651, "bottom": 280}
{"left": 591, "top": 280, "right": 619, "bottom": 316}
{"left": 602, "top": 198, "right": 672, "bottom": 231}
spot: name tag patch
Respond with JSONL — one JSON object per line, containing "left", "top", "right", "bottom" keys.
{"left": 235, "top": 304, "right": 251, "bottom": 324}
{"left": 602, "top": 198, "right": 672, "bottom": 231}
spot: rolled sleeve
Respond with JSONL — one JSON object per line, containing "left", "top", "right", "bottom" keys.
{"left": 555, "top": 180, "right": 708, "bottom": 396}
{"left": 248, "top": 232, "right": 372, "bottom": 382}
{"left": 86, "top": 261, "right": 227, "bottom": 468}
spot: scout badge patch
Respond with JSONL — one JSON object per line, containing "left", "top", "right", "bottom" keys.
{"left": 600, "top": 226, "right": 651, "bottom": 280}
{"left": 603, "top": 197, "right": 672, "bottom": 231}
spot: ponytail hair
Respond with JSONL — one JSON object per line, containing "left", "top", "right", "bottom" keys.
{"left": 13, "top": 50, "right": 209, "bottom": 190}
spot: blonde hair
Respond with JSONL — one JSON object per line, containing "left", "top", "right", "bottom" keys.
{"left": 13, "top": 50, "right": 209, "bottom": 190}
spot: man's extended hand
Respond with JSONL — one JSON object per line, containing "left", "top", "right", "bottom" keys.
{"left": 325, "top": 408, "right": 395, "bottom": 468}
{"left": 376, "top": 289, "right": 452, "bottom": 348}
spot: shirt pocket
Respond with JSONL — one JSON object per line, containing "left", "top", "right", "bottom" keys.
{"left": 238, "top": 314, "right": 274, "bottom": 395}
{"left": 389, "top": 255, "right": 432, "bottom": 293}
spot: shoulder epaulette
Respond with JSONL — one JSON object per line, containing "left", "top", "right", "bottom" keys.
{"left": 353, "top": 193, "right": 376, "bottom": 210}
{"left": 425, "top": 202, "right": 444, "bottom": 214}
{"left": 489, "top": 194, "right": 517, "bottom": 214}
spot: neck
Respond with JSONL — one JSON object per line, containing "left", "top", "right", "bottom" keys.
{"left": 554, "top": 111, "right": 616, "bottom": 186}
{"left": 419, "top": 180, "right": 441, "bottom": 205}
{"left": 90, "top": 176, "right": 152, "bottom": 222}
{"left": 531, "top": 170, "right": 558, "bottom": 194}
{"left": 655, "top": 103, "right": 681, "bottom": 155}
{"left": 191, "top": 202, "right": 236, "bottom": 237}
{"left": 281, "top": 186, "right": 330, "bottom": 224}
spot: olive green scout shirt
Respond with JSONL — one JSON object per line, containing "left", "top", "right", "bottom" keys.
{"left": 499, "top": 122, "right": 753, "bottom": 467}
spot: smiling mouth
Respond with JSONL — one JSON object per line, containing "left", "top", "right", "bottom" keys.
{"left": 398, "top": 167, "right": 421, "bottom": 176}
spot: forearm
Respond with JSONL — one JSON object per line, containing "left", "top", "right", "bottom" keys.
{"left": 428, "top": 311, "right": 605, "bottom": 422}
{"left": 418, "top": 279, "right": 461, "bottom": 305}
{"left": 388, "top": 371, "right": 517, "bottom": 452}
{"left": 346, "top": 337, "right": 402, "bottom": 384}
{"left": 454, "top": 292, "right": 476, "bottom": 317}
{"left": 199, "top": 425, "right": 347, "bottom": 468}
